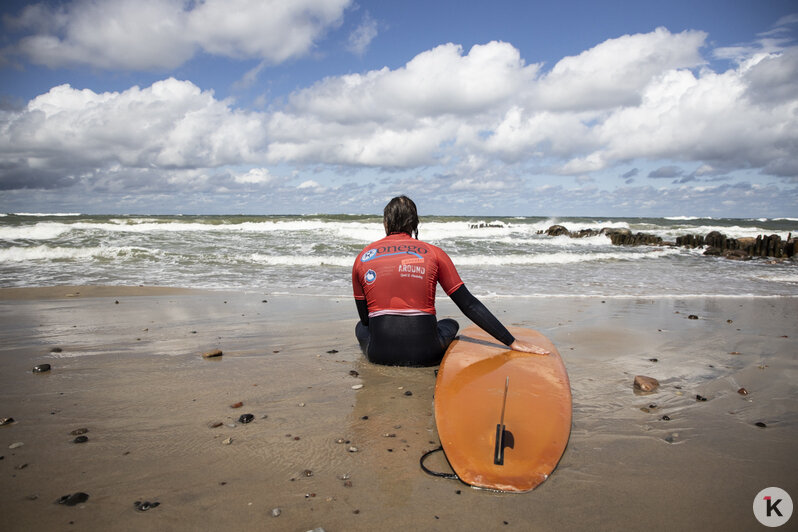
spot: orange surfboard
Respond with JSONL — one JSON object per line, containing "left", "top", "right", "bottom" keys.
{"left": 433, "top": 326, "right": 572, "bottom": 492}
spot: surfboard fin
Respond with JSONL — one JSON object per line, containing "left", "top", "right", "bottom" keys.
{"left": 494, "top": 424, "right": 505, "bottom": 465}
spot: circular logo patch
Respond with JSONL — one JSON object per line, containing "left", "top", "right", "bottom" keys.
{"left": 754, "top": 487, "right": 793, "bottom": 527}
{"left": 365, "top": 269, "right": 377, "bottom": 284}
{"left": 361, "top": 249, "right": 376, "bottom": 262}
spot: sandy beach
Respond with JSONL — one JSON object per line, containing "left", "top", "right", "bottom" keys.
{"left": 1, "top": 287, "right": 796, "bottom": 531}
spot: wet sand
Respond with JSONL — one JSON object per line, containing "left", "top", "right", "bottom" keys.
{"left": 0, "top": 287, "right": 796, "bottom": 531}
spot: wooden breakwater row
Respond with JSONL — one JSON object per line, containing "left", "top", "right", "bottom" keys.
{"left": 538, "top": 225, "right": 796, "bottom": 260}
{"left": 675, "top": 231, "right": 795, "bottom": 259}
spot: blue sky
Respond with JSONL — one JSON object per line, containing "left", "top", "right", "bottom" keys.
{"left": 1, "top": 0, "right": 797, "bottom": 217}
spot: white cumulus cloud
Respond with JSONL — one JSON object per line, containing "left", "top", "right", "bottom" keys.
{"left": 4, "top": 0, "right": 351, "bottom": 70}
{"left": 0, "top": 78, "right": 268, "bottom": 190}
{"left": 1, "top": 26, "right": 797, "bottom": 214}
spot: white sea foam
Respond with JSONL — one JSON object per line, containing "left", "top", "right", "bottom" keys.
{"left": 249, "top": 246, "right": 680, "bottom": 268}
{"left": 250, "top": 254, "right": 353, "bottom": 267}
{"left": 755, "top": 273, "right": 798, "bottom": 284}
{"left": 0, "top": 245, "right": 147, "bottom": 262}
{"left": 454, "top": 247, "right": 682, "bottom": 266}
{"left": 646, "top": 224, "right": 795, "bottom": 240}
{"left": 0, "top": 222, "right": 73, "bottom": 241}
{"left": 12, "top": 212, "right": 82, "bottom": 217}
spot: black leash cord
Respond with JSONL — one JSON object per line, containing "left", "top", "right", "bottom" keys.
{"left": 419, "top": 446, "right": 459, "bottom": 480}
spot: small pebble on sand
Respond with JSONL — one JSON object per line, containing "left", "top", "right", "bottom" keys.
{"left": 738, "top": 387, "right": 749, "bottom": 395}
{"left": 633, "top": 375, "right": 659, "bottom": 392}
{"left": 271, "top": 508, "right": 281, "bottom": 517}
{"left": 202, "top": 349, "right": 223, "bottom": 358}
{"left": 351, "top": 384, "right": 363, "bottom": 390}
{"left": 57, "top": 493, "right": 89, "bottom": 506}
{"left": 222, "top": 437, "right": 232, "bottom": 445}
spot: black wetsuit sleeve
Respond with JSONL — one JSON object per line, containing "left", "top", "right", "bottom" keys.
{"left": 355, "top": 298, "right": 369, "bottom": 327}
{"left": 449, "top": 285, "right": 515, "bottom": 346}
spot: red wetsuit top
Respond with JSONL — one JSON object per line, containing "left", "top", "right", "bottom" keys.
{"left": 352, "top": 233, "right": 464, "bottom": 317}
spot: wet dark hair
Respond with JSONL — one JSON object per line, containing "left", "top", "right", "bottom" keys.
{"left": 383, "top": 195, "right": 419, "bottom": 239}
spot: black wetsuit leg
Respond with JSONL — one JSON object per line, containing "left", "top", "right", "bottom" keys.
{"left": 354, "top": 314, "right": 459, "bottom": 366}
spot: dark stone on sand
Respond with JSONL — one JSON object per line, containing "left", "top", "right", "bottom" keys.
{"left": 755, "top": 422, "right": 767, "bottom": 428}
{"left": 302, "top": 469, "right": 313, "bottom": 477}
{"left": 649, "top": 358, "right": 658, "bottom": 362}
{"left": 688, "top": 315, "right": 699, "bottom": 320}
{"left": 738, "top": 387, "right": 749, "bottom": 395}
{"left": 202, "top": 349, "right": 223, "bottom": 358}
{"left": 404, "top": 390, "right": 413, "bottom": 396}
{"left": 1, "top": 418, "right": 14, "bottom": 426}
{"left": 327, "top": 349, "right": 339, "bottom": 354}
{"left": 134, "top": 501, "right": 160, "bottom": 512}
{"left": 32, "top": 364, "right": 51, "bottom": 373}
{"left": 57, "top": 492, "right": 89, "bottom": 506}
{"left": 70, "top": 428, "right": 88, "bottom": 436}
{"left": 230, "top": 402, "right": 243, "bottom": 408}
{"left": 51, "top": 347, "right": 62, "bottom": 353}
{"left": 661, "top": 415, "right": 671, "bottom": 421}
{"left": 349, "top": 370, "right": 359, "bottom": 377}
{"left": 238, "top": 414, "right": 254, "bottom": 424}
{"left": 633, "top": 375, "right": 659, "bottom": 392}
{"left": 209, "top": 421, "right": 223, "bottom": 428}
{"left": 73, "top": 436, "right": 88, "bottom": 444}
{"left": 696, "top": 394, "right": 707, "bottom": 401}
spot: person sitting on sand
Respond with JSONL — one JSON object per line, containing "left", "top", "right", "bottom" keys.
{"left": 352, "top": 195, "right": 548, "bottom": 366}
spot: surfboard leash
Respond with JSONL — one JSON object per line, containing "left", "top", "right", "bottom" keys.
{"left": 419, "top": 447, "right": 459, "bottom": 480}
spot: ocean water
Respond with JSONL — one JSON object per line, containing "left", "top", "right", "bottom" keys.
{"left": 1, "top": 213, "right": 796, "bottom": 298}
